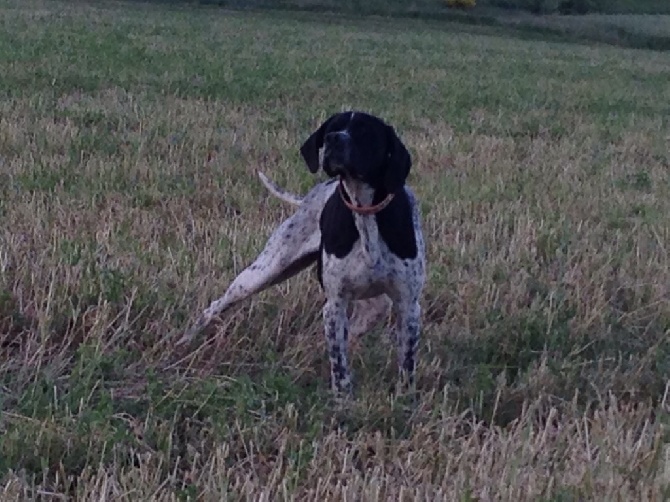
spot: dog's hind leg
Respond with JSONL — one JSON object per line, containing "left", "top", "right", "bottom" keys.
{"left": 392, "top": 298, "right": 421, "bottom": 389}
{"left": 178, "top": 214, "right": 320, "bottom": 345}
{"left": 178, "top": 178, "right": 338, "bottom": 346}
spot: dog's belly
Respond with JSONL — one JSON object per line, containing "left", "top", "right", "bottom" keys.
{"left": 346, "top": 278, "right": 388, "bottom": 300}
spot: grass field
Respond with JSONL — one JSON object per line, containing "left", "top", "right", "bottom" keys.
{"left": 1, "top": 0, "right": 669, "bottom": 499}
{"left": 139, "top": 0, "right": 670, "bottom": 51}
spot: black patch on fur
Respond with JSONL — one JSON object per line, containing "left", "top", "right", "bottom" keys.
{"left": 320, "top": 192, "right": 360, "bottom": 258}
{"left": 316, "top": 192, "right": 359, "bottom": 287}
{"left": 375, "top": 189, "right": 418, "bottom": 260}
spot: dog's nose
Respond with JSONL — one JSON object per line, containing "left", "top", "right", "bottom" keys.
{"left": 325, "top": 131, "right": 348, "bottom": 149}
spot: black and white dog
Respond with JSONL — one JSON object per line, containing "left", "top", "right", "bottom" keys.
{"left": 181, "top": 111, "right": 426, "bottom": 395}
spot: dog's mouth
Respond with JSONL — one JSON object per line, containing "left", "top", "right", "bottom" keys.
{"left": 323, "top": 149, "right": 352, "bottom": 173}
{"left": 337, "top": 169, "right": 362, "bottom": 181}
{"left": 325, "top": 157, "right": 362, "bottom": 181}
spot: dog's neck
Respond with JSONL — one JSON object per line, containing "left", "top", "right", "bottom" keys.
{"left": 340, "top": 178, "right": 377, "bottom": 206}
{"left": 340, "top": 179, "right": 384, "bottom": 267}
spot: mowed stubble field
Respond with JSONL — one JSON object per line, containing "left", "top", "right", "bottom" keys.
{"left": 1, "top": 0, "right": 669, "bottom": 499}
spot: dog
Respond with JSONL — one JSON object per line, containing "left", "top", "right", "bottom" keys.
{"left": 181, "top": 111, "right": 426, "bottom": 395}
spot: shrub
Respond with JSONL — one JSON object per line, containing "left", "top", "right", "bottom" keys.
{"left": 446, "top": 0, "right": 477, "bottom": 9}
{"left": 526, "top": 0, "right": 560, "bottom": 13}
{"left": 558, "top": 0, "right": 604, "bottom": 14}
{"left": 485, "top": 0, "right": 605, "bottom": 13}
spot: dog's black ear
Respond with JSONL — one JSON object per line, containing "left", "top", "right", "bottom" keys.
{"left": 384, "top": 125, "right": 411, "bottom": 194}
{"left": 300, "top": 114, "right": 337, "bottom": 173}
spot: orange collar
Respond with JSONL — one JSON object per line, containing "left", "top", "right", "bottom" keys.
{"left": 338, "top": 180, "right": 394, "bottom": 216}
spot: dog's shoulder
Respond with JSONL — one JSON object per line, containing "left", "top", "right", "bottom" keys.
{"left": 376, "top": 188, "right": 418, "bottom": 260}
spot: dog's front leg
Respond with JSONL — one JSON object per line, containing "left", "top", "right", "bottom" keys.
{"left": 323, "top": 299, "right": 353, "bottom": 396}
{"left": 393, "top": 299, "right": 421, "bottom": 388}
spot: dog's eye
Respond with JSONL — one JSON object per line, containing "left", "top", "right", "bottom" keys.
{"left": 352, "top": 127, "right": 370, "bottom": 139}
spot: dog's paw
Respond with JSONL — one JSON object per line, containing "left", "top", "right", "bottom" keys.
{"left": 175, "top": 316, "right": 209, "bottom": 346}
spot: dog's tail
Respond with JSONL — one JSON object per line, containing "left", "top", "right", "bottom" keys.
{"left": 257, "top": 171, "right": 303, "bottom": 206}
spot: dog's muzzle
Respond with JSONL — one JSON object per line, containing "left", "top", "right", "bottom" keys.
{"left": 324, "top": 131, "right": 352, "bottom": 176}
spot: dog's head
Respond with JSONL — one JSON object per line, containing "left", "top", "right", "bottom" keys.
{"left": 300, "top": 111, "right": 411, "bottom": 194}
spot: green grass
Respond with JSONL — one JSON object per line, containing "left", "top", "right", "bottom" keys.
{"left": 497, "top": 12, "right": 670, "bottom": 49}
{"left": 138, "top": 0, "right": 670, "bottom": 50}
{"left": 568, "top": 14, "right": 670, "bottom": 36}
{"left": 1, "top": 0, "right": 669, "bottom": 499}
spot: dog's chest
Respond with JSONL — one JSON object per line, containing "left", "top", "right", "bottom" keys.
{"left": 317, "top": 188, "right": 420, "bottom": 300}
{"left": 321, "top": 231, "right": 397, "bottom": 299}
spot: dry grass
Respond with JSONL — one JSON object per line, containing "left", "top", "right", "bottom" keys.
{"left": 0, "top": 0, "right": 669, "bottom": 499}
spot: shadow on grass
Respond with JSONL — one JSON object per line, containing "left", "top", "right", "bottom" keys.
{"left": 430, "top": 305, "right": 670, "bottom": 427}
